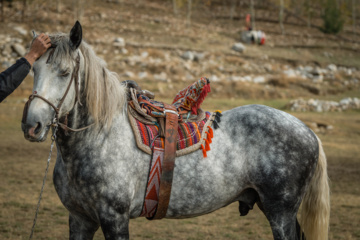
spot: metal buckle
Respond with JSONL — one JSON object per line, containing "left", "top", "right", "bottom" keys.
{"left": 163, "top": 109, "right": 179, "bottom": 116}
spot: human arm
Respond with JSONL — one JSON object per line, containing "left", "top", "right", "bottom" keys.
{"left": 0, "top": 34, "right": 51, "bottom": 102}
{"left": 0, "top": 58, "right": 31, "bottom": 102}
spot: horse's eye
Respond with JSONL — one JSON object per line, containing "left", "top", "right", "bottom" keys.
{"left": 59, "top": 70, "right": 70, "bottom": 78}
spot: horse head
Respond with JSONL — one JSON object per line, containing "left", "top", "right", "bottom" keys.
{"left": 22, "top": 21, "right": 127, "bottom": 142}
{"left": 22, "top": 21, "right": 84, "bottom": 142}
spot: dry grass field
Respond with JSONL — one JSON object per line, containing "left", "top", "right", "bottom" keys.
{"left": 0, "top": 96, "right": 359, "bottom": 240}
{"left": 1, "top": 1, "right": 360, "bottom": 239}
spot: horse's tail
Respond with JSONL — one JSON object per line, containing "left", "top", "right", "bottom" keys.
{"left": 300, "top": 136, "right": 330, "bottom": 240}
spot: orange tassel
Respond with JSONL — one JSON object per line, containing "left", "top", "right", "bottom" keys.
{"left": 207, "top": 126, "right": 213, "bottom": 138}
{"left": 204, "top": 139, "right": 210, "bottom": 151}
{"left": 206, "top": 132, "right": 212, "bottom": 143}
{"left": 201, "top": 144, "right": 207, "bottom": 158}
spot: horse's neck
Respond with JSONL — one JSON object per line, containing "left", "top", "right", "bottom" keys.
{"left": 56, "top": 102, "right": 131, "bottom": 164}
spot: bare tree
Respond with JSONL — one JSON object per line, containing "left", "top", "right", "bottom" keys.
{"left": 173, "top": 0, "right": 178, "bottom": 15}
{"left": 73, "top": 0, "right": 85, "bottom": 22}
{"left": 21, "top": 0, "right": 27, "bottom": 22}
{"left": 56, "top": 0, "right": 61, "bottom": 13}
{"left": 305, "top": 0, "right": 311, "bottom": 28}
{"left": 250, "top": 0, "right": 255, "bottom": 30}
{"left": 0, "top": 0, "right": 4, "bottom": 22}
{"left": 230, "top": 0, "right": 236, "bottom": 20}
{"left": 353, "top": 0, "right": 356, "bottom": 35}
{"left": 279, "top": 0, "right": 285, "bottom": 34}
{"left": 187, "top": 0, "right": 192, "bottom": 26}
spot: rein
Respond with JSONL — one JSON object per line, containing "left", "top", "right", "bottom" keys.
{"left": 28, "top": 126, "right": 58, "bottom": 240}
{"left": 22, "top": 53, "right": 94, "bottom": 134}
{"left": 26, "top": 52, "right": 93, "bottom": 239}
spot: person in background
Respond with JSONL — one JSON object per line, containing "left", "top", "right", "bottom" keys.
{"left": 0, "top": 33, "right": 51, "bottom": 102}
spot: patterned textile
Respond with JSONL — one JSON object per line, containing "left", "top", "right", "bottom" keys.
{"left": 128, "top": 77, "right": 210, "bottom": 122}
{"left": 135, "top": 94, "right": 166, "bottom": 118}
{"left": 128, "top": 110, "right": 216, "bottom": 156}
{"left": 140, "top": 147, "right": 164, "bottom": 218}
{"left": 137, "top": 112, "right": 215, "bottom": 219}
{"left": 127, "top": 77, "right": 215, "bottom": 219}
{"left": 172, "top": 77, "right": 211, "bottom": 114}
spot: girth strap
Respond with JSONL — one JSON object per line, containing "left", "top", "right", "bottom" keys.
{"left": 152, "top": 103, "right": 178, "bottom": 219}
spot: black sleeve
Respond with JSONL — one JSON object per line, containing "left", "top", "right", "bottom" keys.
{"left": 0, "top": 57, "right": 31, "bottom": 103}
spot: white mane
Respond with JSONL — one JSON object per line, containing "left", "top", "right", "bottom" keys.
{"left": 48, "top": 33, "right": 127, "bottom": 128}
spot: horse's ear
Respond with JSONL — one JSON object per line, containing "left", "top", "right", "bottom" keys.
{"left": 32, "top": 30, "right": 38, "bottom": 39}
{"left": 69, "top": 21, "right": 82, "bottom": 50}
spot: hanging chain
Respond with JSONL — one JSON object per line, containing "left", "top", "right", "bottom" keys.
{"left": 29, "top": 124, "right": 58, "bottom": 240}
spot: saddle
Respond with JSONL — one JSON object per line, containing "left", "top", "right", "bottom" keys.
{"left": 125, "top": 77, "right": 219, "bottom": 220}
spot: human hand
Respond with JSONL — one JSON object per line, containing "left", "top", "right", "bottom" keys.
{"left": 24, "top": 33, "right": 52, "bottom": 66}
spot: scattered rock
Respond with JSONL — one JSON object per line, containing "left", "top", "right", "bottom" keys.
{"left": 138, "top": 71, "right": 148, "bottom": 79}
{"left": 232, "top": 42, "right": 246, "bottom": 53}
{"left": 287, "top": 98, "right": 360, "bottom": 112}
{"left": 12, "top": 43, "right": 26, "bottom": 56}
{"left": 121, "top": 48, "right": 128, "bottom": 55}
{"left": 13, "top": 26, "right": 28, "bottom": 36}
{"left": 123, "top": 71, "right": 135, "bottom": 78}
{"left": 154, "top": 72, "right": 167, "bottom": 82}
{"left": 194, "top": 52, "right": 205, "bottom": 62}
{"left": 210, "top": 75, "right": 220, "bottom": 82}
{"left": 113, "top": 37, "right": 126, "bottom": 47}
{"left": 141, "top": 51, "right": 149, "bottom": 58}
{"left": 283, "top": 69, "right": 298, "bottom": 78}
{"left": 327, "top": 64, "right": 337, "bottom": 72}
{"left": 306, "top": 121, "right": 334, "bottom": 133}
{"left": 253, "top": 76, "right": 266, "bottom": 83}
{"left": 181, "top": 51, "right": 194, "bottom": 61}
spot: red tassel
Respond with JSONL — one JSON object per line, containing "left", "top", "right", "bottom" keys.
{"left": 201, "top": 144, "right": 207, "bottom": 158}
{"left": 206, "top": 132, "right": 212, "bottom": 143}
{"left": 204, "top": 139, "right": 210, "bottom": 151}
{"left": 207, "top": 126, "right": 213, "bottom": 138}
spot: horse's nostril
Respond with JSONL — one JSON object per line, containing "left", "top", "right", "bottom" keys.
{"left": 34, "top": 122, "right": 42, "bottom": 135}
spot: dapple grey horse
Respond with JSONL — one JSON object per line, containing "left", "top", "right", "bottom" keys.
{"left": 22, "top": 22, "right": 330, "bottom": 240}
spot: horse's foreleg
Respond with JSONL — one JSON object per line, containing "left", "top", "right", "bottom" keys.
{"left": 69, "top": 214, "right": 99, "bottom": 240}
{"left": 99, "top": 210, "right": 130, "bottom": 240}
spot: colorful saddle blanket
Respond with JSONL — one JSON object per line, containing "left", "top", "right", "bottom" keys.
{"left": 129, "top": 111, "right": 216, "bottom": 218}
{"left": 128, "top": 77, "right": 211, "bottom": 124}
{"left": 127, "top": 77, "right": 219, "bottom": 219}
{"left": 128, "top": 110, "right": 215, "bottom": 157}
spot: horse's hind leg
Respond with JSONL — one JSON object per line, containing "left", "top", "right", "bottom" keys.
{"left": 69, "top": 214, "right": 99, "bottom": 240}
{"left": 264, "top": 209, "right": 301, "bottom": 240}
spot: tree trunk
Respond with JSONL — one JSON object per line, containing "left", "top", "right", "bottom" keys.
{"left": 250, "top": 0, "right": 255, "bottom": 30}
{"left": 353, "top": 0, "right": 356, "bottom": 35}
{"left": 306, "top": 0, "right": 311, "bottom": 28}
{"left": 56, "top": 0, "right": 61, "bottom": 13}
{"left": 74, "top": 0, "right": 84, "bottom": 22}
{"left": 0, "top": 0, "right": 4, "bottom": 22}
{"left": 230, "top": 0, "right": 236, "bottom": 20}
{"left": 21, "top": 0, "right": 26, "bottom": 22}
{"left": 187, "top": 0, "right": 192, "bottom": 26}
{"left": 172, "top": 0, "right": 178, "bottom": 16}
{"left": 279, "top": 0, "right": 285, "bottom": 34}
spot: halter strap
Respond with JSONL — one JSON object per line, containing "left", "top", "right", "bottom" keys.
{"left": 22, "top": 53, "right": 93, "bottom": 133}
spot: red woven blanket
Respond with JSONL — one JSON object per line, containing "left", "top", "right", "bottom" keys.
{"left": 132, "top": 111, "right": 215, "bottom": 218}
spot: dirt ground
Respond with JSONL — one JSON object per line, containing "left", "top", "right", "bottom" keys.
{"left": 0, "top": 97, "right": 359, "bottom": 240}
{"left": 1, "top": 1, "right": 360, "bottom": 239}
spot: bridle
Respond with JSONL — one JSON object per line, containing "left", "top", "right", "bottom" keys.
{"left": 22, "top": 52, "right": 93, "bottom": 135}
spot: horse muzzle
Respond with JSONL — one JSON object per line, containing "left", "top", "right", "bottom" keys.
{"left": 22, "top": 120, "right": 50, "bottom": 142}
